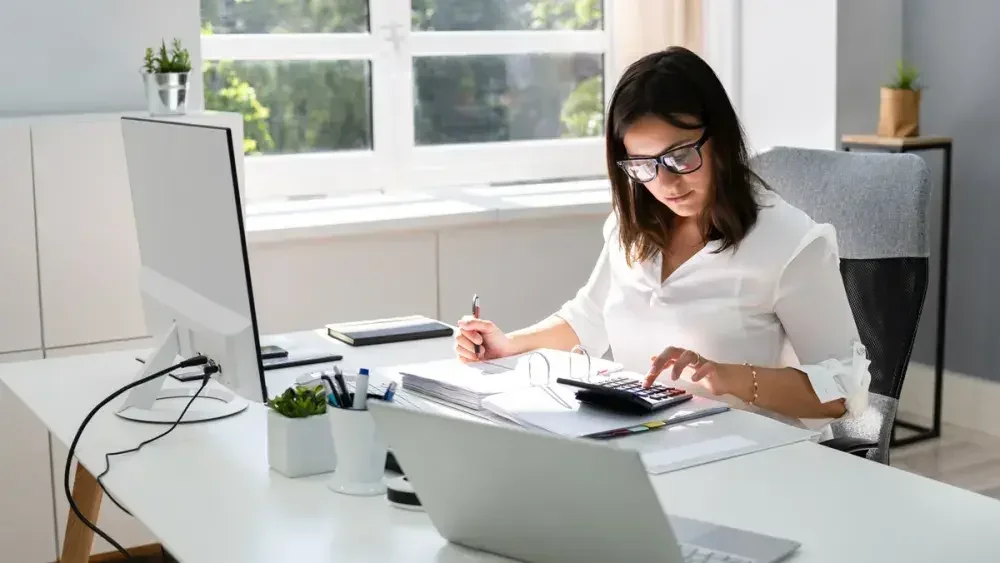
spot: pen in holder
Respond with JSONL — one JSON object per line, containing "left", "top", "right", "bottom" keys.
{"left": 327, "top": 401, "right": 388, "bottom": 496}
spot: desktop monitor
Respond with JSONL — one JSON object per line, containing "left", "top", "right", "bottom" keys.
{"left": 118, "top": 117, "right": 266, "bottom": 423}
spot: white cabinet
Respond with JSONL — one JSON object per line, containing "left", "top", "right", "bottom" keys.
{"left": 437, "top": 216, "right": 606, "bottom": 333}
{"left": 0, "top": 124, "right": 43, "bottom": 354}
{"left": 31, "top": 112, "right": 246, "bottom": 350}
{"left": 248, "top": 233, "right": 439, "bottom": 334}
{"left": 32, "top": 118, "right": 149, "bottom": 349}
{"left": 0, "top": 350, "right": 56, "bottom": 563}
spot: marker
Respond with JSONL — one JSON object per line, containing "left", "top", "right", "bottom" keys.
{"left": 327, "top": 392, "right": 341, "bottom": 408}
{"left": 472, "top": 294, "right": 481, "bottom": 355}
{"left": 353, "top": 368, "right": 369, "bottom": 410}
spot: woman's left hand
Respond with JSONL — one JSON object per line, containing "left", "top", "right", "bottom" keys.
{"left": 643, "top": 346, "right": 739, "bottom": 396}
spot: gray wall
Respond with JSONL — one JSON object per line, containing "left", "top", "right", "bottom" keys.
{"left": 905, "top": 1, "right": 1000, "bottom": 381}
{"left": 0, "top": 0, "right": 201, "bottom": 116}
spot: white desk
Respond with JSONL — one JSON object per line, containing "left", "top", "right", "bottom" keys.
{"left": 3, "top": 330, "right": 1000, "bottom": 562}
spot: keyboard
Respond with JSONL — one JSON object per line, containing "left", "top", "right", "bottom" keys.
{"left": 555, "top": 376, "right": 692, "bottom": 413}
{"left": 681, "top": 544, "right": 754, "bottom": 563}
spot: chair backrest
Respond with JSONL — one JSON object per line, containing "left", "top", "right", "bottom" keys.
{"left": 751, "top": 147, "right": 931, "bottom": 463}
{"left": 751, "top": 146, "right": 931, "bottom": 398}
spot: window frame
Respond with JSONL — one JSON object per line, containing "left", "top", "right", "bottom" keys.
{"left": 201, "top": 0, "right": 614, "bottom": 201}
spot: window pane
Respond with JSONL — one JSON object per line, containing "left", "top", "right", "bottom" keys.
{"left": 204, "top": 60, "right": 372, "bottom": 155}
{"left": 412, "top": 0, "right": 601, "bottom": 30}
{"left": 201, "top": 0, "right": 368, "bottom": 34}
{"left": 414, "top": 54, "right": 603, "bottom": 145}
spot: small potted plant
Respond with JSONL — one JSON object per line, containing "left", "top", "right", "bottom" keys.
{"left": 878, "top": 59, "right": 922, "bottom": 137}
{"left": 266, "top": 385, "right": 337, "bottom": 478}
{"left": 142, "top": 38, "right": 192, "bottom": 115}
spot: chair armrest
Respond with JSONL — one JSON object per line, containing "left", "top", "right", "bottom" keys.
{"left": 820, "top": 437, "right": 878, "bottom": 455}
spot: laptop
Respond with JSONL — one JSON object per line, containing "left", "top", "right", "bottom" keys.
{"left": 370, "top": 402, "right": 800, "bottom": 563}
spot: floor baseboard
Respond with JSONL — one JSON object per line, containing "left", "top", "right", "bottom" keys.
{"left": 900, "top": 362, "right": 1000, "bottom": 438}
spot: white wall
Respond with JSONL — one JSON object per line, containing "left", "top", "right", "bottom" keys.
{"left": 740, "top": 0, "right": 838, "bottom": 152}
{"left": 737, "top": 0, "right": 902, "bottom": 153}
{"left": 0, "top": 0, "right": 201, "bottom": 117}
{"left": 835, "top": 0, "right": 904, "bottom": 141}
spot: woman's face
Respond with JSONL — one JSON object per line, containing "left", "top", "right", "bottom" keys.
{"left": 621, "top": 115, "right": 713, "bottom": 219}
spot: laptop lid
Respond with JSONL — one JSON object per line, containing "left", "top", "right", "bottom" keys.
{"left": 370, "top": 402, "right": 684, "bottom": 563}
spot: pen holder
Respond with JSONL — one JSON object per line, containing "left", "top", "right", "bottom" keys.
{"left": 327, "top": 407, "right": 388, "bottom": 496}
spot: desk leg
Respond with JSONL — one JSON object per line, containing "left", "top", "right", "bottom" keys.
{"left": 61, "top": 464, "right": 103, "bottom": 563}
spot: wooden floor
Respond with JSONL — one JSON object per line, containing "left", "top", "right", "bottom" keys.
{"left": 891, "top": 423, "right": 1000, "bottom": 501}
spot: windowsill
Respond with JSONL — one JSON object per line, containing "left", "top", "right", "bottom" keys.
{"left": 244, "top": 179, "right": 612, "bottom": 244}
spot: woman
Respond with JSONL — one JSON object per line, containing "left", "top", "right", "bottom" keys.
{"left": 455, "top": 47, "right": 869, "bottom": 421}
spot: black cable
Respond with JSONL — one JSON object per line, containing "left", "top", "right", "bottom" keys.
{"left": 64, "top": 355, "right": 209, "bottom": 559}
{"left": 96, "top": 363, "right": 218, "bottom": 518}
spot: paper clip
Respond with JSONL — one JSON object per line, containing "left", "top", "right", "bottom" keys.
{"left": 526, "top": 351, "right": 572, "bottom": 410}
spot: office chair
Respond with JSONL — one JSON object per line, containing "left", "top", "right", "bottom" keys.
{"left": 751, "top": 147, "right": 931, "bottom": 464}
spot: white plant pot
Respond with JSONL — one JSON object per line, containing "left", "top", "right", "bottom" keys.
{"left": 266, "top": 409, "right": 336, "bottom": 478}
{"left": 327, "top": 407, "right": 388, "bottom": 496}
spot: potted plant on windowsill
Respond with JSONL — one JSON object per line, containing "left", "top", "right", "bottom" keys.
{"left": 266, "top": 385, "right": 337, "bottom": 478}
{"left": 878, "top": 60, "right": 922, "bottom": 138}
{"left": 142, "top": 38, "right": 192, "bottom": 116}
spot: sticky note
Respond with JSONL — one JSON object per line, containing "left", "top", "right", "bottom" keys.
{"left": 644, "top": 421, "right": 666, "bottom": 429}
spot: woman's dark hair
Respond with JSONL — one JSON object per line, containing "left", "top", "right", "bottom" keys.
{"left": 606, "top": 46, "right": 765, "bottom": 266}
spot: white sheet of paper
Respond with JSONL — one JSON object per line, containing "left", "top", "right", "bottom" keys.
{"left": 640, "top": 435, "right": 758, "bottom": 474}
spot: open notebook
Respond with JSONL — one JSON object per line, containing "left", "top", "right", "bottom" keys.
{"left": 394, "top": 349, "right": 623, "bottom": 413}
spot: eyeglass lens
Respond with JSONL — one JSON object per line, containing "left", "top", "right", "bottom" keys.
{"left": 620, "top": 145, "right": 703, "bottom": 182}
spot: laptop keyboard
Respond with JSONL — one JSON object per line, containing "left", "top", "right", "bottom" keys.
{"left": 681, "top": 543, "right": 754, "bottom": 563}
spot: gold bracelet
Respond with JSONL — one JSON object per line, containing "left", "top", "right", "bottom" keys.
{"left": 743, "top": 362, "right": 759, "bottom": 406}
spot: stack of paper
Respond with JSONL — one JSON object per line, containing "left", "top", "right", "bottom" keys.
{"left": 394, "top": 349, "right": 622, "bottom": 413}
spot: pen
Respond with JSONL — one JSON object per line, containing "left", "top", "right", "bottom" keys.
{"left": 328, "top": 392, "right": 341, "bottom": 408}
{"left": 353, "top": 368, "right": 369, "bottom": 410}
{"left": 319, "top": 374, "right": 337, "bottom": 397}
{"left": 472, "top": 294, "right": 481, "bottom": 355}
{"left": 333, "top": 368, "right": 351, "bottom": 409}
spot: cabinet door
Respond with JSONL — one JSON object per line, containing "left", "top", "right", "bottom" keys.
{"left": 0, "top": 123, "right": 43, "bottom": 353}
{"left": 33, "top": 119, "right": 148, "bottom": 348}
{"left": 0, "top": 350, "right": 57, "bottom": 563}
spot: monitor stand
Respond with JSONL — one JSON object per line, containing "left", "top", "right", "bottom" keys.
{"left": 117, "top": 323, "right": 249, "bottom": 424}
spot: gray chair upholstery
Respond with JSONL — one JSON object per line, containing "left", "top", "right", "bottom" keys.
{"left": 751, "top": 146, "right": 932, "bottom": 464}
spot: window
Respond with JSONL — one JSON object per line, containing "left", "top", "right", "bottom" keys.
{"left": 201, "top": 0, "right": 610, "bottom": 201}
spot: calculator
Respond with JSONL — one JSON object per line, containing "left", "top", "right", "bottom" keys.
{"left": 555, "top": 376, "right": 693, "bottom": 414}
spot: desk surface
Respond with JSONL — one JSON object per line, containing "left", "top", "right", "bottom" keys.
{"left": 3, "top": 330, "right": 1000, "bottom": 562}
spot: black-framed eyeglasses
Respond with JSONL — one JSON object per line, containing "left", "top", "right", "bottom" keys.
{"left": 616, "top": 130, "right": 710, "bottom": 183}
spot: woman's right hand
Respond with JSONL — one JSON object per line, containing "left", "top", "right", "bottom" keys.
{"left": 455, "top": 316, "right": 517, "bottom": 363}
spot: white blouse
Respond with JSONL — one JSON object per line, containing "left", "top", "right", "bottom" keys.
{"left": 556, "top": 190, "right": 871, "bottom": 419}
